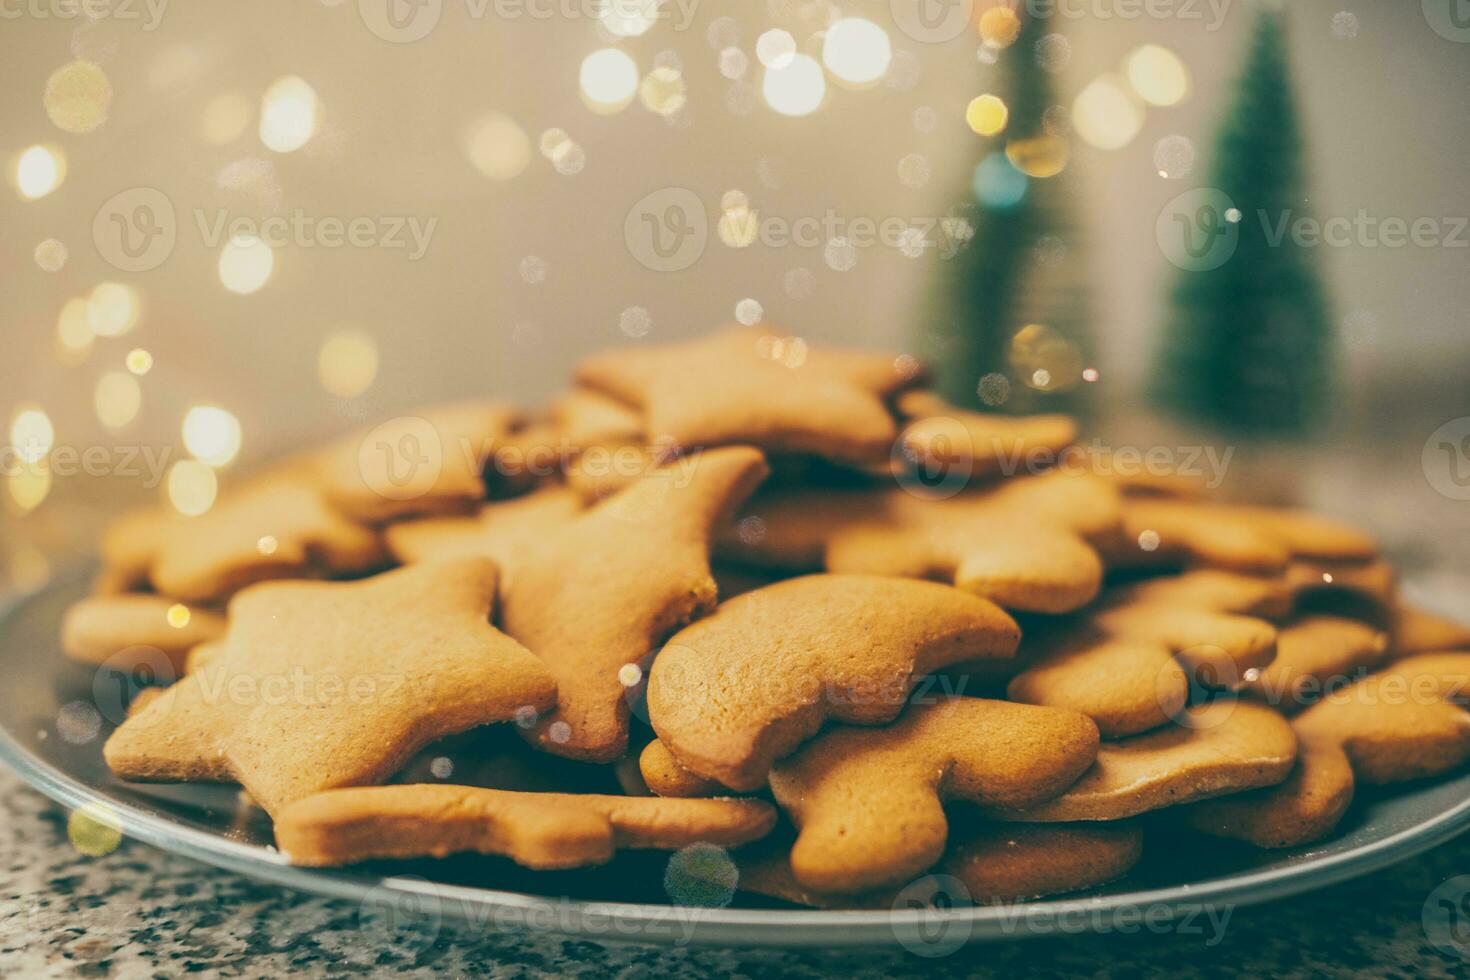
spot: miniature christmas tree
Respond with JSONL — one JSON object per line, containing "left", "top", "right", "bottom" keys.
{"left": 1149, "top": 8, "right": 1333, "bottom": 437}
{"left": 922, "top": 5, "right": 1093, "bottom": 416}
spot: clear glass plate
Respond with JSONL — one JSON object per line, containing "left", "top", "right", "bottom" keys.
{"left": 3, "top": 571, "right": 1469, "bottom": 948}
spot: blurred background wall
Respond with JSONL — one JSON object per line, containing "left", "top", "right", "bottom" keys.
{"left": 1, "top": 0, "right": 1467, "bottom": 573}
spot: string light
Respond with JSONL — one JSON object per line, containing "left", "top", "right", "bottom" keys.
{"left": 965, "top": 95, "right": 1008, "bottom": 137}
{"left": 581, "top": 48, "right": 639, "bottom": 113}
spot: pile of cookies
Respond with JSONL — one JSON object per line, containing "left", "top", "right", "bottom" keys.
{"left": 62, "top": 326, "right": 1470, "bottom": 907}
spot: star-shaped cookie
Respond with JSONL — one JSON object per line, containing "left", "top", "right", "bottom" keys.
{"left": 104, "top": 558, "right": 556, "bottom": 816}
{"left": 501, "top": 445, "right": 770, "bottom": 762}
{"left": 574, "top": 326, "right": 921, "bottom": 465}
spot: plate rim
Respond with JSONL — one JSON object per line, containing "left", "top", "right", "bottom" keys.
{"left": 5, "top": 579, "right": 1470, "bottom": 948}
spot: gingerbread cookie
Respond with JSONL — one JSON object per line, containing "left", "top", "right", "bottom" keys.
{"left": 105, "top": 558, "right": 556, "bottom": 816}
{"left": 1186, "top": 730, "right": 1354, "bottom": 848}
{"left": 502, "top": 446, "right": 769, "bottom": 762}
{"left": 894, "top": 390, "right": 1077, "bottom": 481}
{"left": 97, "top": 506, "right": 183, "bottom": 594}
{"left": 550, "top": 388, "right": 652, "bottom": 502}
{"left": 1007, "top": 586, "right": 1278, "bottom": 738}
{"left": 319, "top": 399, "right": 521, "bottom": 523}
{"left": 739, "top": 821, "right": 1142, "bottom": 908}
{"left": 385, "top": 485, "right": 583, "bottom": 581}
{"left": 275, "top": 784, "right": 775, "bottom": 868}
{"left": 766, "top": 697, "right": 1099, "bottom": 893}
{"left": 1391, "top": 603, "right": 1470, "bottom": 657}
{"left": 61, "top": 595, "right": 226, "bottom": 674}
{"left": 720, "top": 470, "right": 1122, "bottom": 613}
{"left": 648, "top": 574, "right": 1020, "bottom": 791}
{"left": 575, "top": 326, "right": 921, "bottom": 465}
{"left": 985, "top": 700, "right": 1297, "bottom": 822}
{"left": 1242, "top": 616, "right": 1389, "bottom": 712}
{"left": 1114, "top": 498, "right": 1376, "bottom": 573}
{"left": 640, "top": 739, "right": 723, "bottom": 798}
{"left": 148, "top": 466, "right": 387, "bottom": 604}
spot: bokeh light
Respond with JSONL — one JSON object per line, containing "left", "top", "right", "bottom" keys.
{"left": 7, "top": 463, "right": 52, "bottom": 514}
{"left": 10, "top": 406, "right": 55, "bottom": 465}
{"left": 126, "top": 348, "right": 154, "bottom": 375}
{"left": 200, "top": 91, "right": 253, "bottom": 145}
{"left": 259, "top": 75, "right": 319, "bottom": 153}
{"left": 68, "top": 804, "right": 122, "bottom": 857}
{"left": 182, "top": 405, "right": 243, "bottom": 467}
{"left": 822, "top": 18, "right": 892, "bottom": 86}
{"left": 34, "top": 238, "right": 68, "bottom": 271}
{"left": 88, "top": 282, "right": 142, "bottom": 338}
{"left": 1009, "top": 323, "right": 1084, "bottom": 392}
{"left": 463, "top": 112, "right": 530, "bottom": 180}
{"left": 973, "top": 152, "right": 1028, "bottom": 208}
{"left": 94, "top": 371, "right": 142, "bottom": 429}
{"left": 318, "top": 328, "right": 380, "bottom": 398}
{"left": 977, "top": 6, "right": 1022, "bottom": 49}
{"left": 580, "top": 48, "right": 639, "bottom": 114}
{"left": 756, "top": 29, "right": 796, "bottom": 69}
{"left": 1005, "top": 135, "right": 1068, "bottom": 178}
{"left": 56, "top": 298, "right": 94, "bottom": 362}
{"left": 1125, "top": 45, "right": 1190, "bottom": 107}
{"left": 639, "top": 66, "right": 687, "bottom": 117}
{"left": 762, "top": 54, "right": 825, "bottom": 117}
{"left": 600, "top": 0, "right": 659, "bottom": 37}
{"left": 44, "top": 60, "right": 112, "bottom": 133}
{"left": 167, "top": 460, "right": 219, "bottom": 516}
{"left": 218, "top": 234, "right": 275, "bottom": 294}
{"left": 14, "top": 145, "right": 66, "bottom": 200}
{"left": 1072, "top": 75, "right": 1145, "bottom": 150}
{"left": 965, "top": 94, "right": 1008, "bottom": 137}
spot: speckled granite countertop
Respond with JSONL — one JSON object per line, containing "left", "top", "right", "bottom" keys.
{"left": 1, "top": 769, "right": 1466, "bottom": 978}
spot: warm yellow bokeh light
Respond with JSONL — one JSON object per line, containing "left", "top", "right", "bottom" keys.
{"left": 822, "top": 17, "right": 892, "bottom": 86}
{"left": 1072, "top": 75, "right": 1145, "bottom": 151}
{"left": 7, "top": 464, "right": 52, "bottom": 514}
{"left": 762, "top": 54, "right": 826, "bottom": 117}
{"left": 45, "top": 60, "right": 112, "bottom": 133}
{"left": 218, "top": 235, "right": 274, "bottom": 294}
{"left": 56, "top": 298, "right": 94, "bottom": 362}
{"left": 167, "top": 603, "right": 192, "bottom": 628}
{"left": 463, "top": 113, "right": 530, "bottom": 181}
{"left": 95, "top": 371, "right": 142, "bottom": 430}
{"left": 182, "top": 405, "right": 242, "bottom": 467}
{"left": 15, "top": 145, "right": 66, "bottom": 200}
{"left": 200, "top": 91, "right": 253, "bottom": 145}
{"left": 599, "top": 0, "right": 658, "bottom": 37}
{"left": 965, "top": 94, "right": 1009, "bottom": 137}
{"left": 126, "top": 349, "right": 154, "bottom": 375}
{"left": 167, "top": 460, "right": 219, "bottom": 516}
{"left": 639, "top": 66, "right": 687, "bottom": 117}
{"left": 756, "top": 29, "right": 797, "bottom": 70}
{"left": 88, "top": 282, "right": 142, "bottom": 338}
{"left": 318, "top": 329, "right": 380, "bottom": 398}
{"left": 1125, "top": 44, "right": 1190, "bottom": 107}
{"left": 978, "top": 6, "right": 1022, "bottom": 48}
{"left": 10, "top": 406, "right": 55, "bottom": 465}
{"left": 580, "top": 48, "right": 639, "bottom": 114}
{"left": 1006, "top": 135, "right": 1069, "bottom": 178}
{"left": 259, "top": 75, "right": 319, "bottom": 153}
{"left": 68, "top": 804, "right": 122, "bottom": 856}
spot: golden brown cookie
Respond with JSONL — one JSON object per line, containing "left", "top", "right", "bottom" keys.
{"left": 549, "top": 388, "right": 652, "bottom": 502}
{"left": 720, "top": 470, "right": 1122, "bottom": 613}
{"left": 275, "top": 784, "right": 776, "bottom": 868}
{"left": 104, "top": 558, "right": 556, "bottom": 816}
{"left": 640, "top": 739, "right": 723, "bottom": 798}
{"left": 1113, "top": 498, "right": 1377, "bottom": 573}
{"left": 1391, "top": 603, "right": 1470, "bottom": 657}
{"left": 502, "top": 446, "right": 769, "bottom": 762}
{"left": 147, "top": 466, "right": 387, "bottom": 604}
{"left": 98, "top": 506, "right": 183, "bottom": 594}
{"left": 648, "top": 574, "right": 1020, "bottom": 791}
{"left": 1186, "top": 730, "right": 1355, "bottom": 848}
{"left": 985, "top": 700, "right": 1298, "bottom": 822}
{"left": 575, "top": 326, "right": 921, "bottom": 465}
{"left": 60, "top": 595, "right": 226, "bottom": 674}
{"left": 1243, "top": 616, "right": 1389, "bottom": 712}
{"left": 319, "top": 400, "right": 521, "bottom": 523}
{"left": 893, "top": 390, "right": 1077, "bottom": 481}
{"left": 1118, "top": 562, "right": 1395, "bottom": 623}
{"left": 1292, "top": 653, "right": 1470, "bottom": 784}
{"left": 739, "top": 822, "right": 1143, "bottom": 908}
{"left": 1006, "top": 586, "right": 1278, "bottom": 738}
{"left": 765, "top": 697, "right": 1099, "bottom": 893}
{"left": 384, "top": 486, "right": 583, "bottom": 582}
